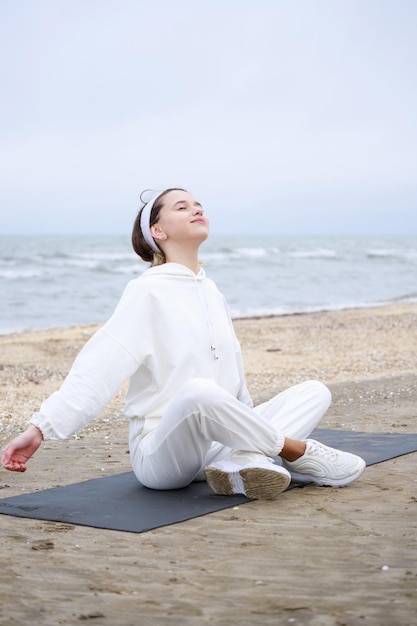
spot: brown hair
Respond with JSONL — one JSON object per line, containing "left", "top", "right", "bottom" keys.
{"left": 132, "top": 188, "right": 187, "bottom": 265}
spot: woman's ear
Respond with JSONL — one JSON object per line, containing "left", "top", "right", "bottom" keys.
{"left": 150, "top": 224, "right": 167, "bottom": 242}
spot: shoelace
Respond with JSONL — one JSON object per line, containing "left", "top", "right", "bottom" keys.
{"left": 309, "top": 441, "right": 338, "bottom": 462}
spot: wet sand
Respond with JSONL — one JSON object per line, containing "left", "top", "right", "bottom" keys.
{"left": 1, "top": 303, "right": 417, "bottom": 625}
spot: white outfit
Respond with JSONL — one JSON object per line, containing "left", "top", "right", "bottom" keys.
{"left": 30, "top": 263, "right": 331, "bottom": 489}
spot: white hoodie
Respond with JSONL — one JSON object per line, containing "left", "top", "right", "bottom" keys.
{"left": 30, "top": 263, "right": 252, "bottom": 440}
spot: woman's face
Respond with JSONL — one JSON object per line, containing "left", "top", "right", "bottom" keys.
{"left": 151, "top": 190, "right": 209, "bottom": 247}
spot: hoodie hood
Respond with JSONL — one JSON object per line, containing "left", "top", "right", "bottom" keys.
{"left": 142, "top": 262, "right": 206, "bottom": 281}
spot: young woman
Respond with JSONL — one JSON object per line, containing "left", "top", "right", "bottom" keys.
{"left": 1, "top": 188, "right": 366, "bottom": 499}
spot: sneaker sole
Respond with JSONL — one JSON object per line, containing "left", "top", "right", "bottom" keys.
{"left": 205, "top": 466, "right": 291, "bottom": 500}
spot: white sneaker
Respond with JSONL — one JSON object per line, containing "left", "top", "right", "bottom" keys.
{"left": 282, "top": 439, "right": 366, "bottom": 487}
{"left": 204, "top": 459, "right": 291, "bottom": 500}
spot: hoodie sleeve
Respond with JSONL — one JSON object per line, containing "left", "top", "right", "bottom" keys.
{"left": 30, "top": 329, "right": 139, "bottom": 439}
{"left": 30, "top": 279, "right": 146, "bottom": 440}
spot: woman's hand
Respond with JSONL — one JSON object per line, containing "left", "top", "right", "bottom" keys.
{"left": 1, "top": 425, "right": 43, "bottom": 472}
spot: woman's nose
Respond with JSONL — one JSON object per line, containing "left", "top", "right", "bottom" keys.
{"left": 193, "top": 205, "right": 203, "bottom": 215}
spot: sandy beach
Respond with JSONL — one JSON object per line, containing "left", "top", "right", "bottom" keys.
{"left": 1, "top": 302, "right": 417, "bottom": 625}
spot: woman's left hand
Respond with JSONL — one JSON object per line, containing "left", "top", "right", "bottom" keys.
{"left": 1, "top": 424, "right": 43, "bottom": 472}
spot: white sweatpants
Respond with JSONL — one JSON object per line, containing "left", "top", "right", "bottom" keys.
{"left": 130, "top": 378, "right": 331, "bottom": 490}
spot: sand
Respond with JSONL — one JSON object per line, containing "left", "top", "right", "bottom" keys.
{"left": 0, "top": 303, "right": 417, "bottom": 625}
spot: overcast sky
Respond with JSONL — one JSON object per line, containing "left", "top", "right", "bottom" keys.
{"left": 1, "top": 0, "right": 416, "bottom": 235}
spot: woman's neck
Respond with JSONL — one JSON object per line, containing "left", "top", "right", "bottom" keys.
{"left": 164, "top": 246, "right": 201, "bottom": 274}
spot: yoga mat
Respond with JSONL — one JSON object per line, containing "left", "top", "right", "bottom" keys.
{"left": 1, "top": 429, "right": 417, "bottom": 534}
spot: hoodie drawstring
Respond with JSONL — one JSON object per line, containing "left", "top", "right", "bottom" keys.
{"left": 195, "top": 278, "right": 219, "bottom": 360}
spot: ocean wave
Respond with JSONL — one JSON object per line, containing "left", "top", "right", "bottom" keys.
{"left": 99, "top": 263, "right": 142, "bottom": 275}
{"left": 288, "top": 248, "right": 338, "bottom": 259}
{"left": 235, "top": 246, "right": 270, "bottom": 258}
{"left": 385, "top": 291, "right": 417, "bottom": 304}
{"left": 202, "top": 246, "right": 271, "bottom": 261}
{"left": 77, "top": 251, "right": 138, "bottom": 262}
{"left": 366, "top": 248, "right": 417, "bottom": 261}
{"left": 229, "top": 295, "right": 417, "bottom": 319}
{"left": 0, "top": 268, "right": 43, "bottom": 280}
{"left": 34, "top": 250, "right": 73, "bottom": 260}
{"left": 0, "top": 260, "right": 142, "bottom": 280}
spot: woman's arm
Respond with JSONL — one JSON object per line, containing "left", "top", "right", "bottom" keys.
{"left": 2, "top": 278, "right": 147, "bottom": 465}
{"left": 30, "top": 329, "right": 139, "bottom": 440}
{"left": 1, "top": 331, "right": 139, "bottom": 470}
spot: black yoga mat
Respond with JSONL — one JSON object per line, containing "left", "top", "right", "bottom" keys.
{"left": 1, "top": 429, "right": 417, "bottom": 534}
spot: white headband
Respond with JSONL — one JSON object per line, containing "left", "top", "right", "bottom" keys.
{"left": 140, "top": 190, "right": 163, "bottom": 254}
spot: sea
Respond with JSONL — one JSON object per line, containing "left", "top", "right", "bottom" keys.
{"left": 1, "top": 234, "right": 416, "bottom": 335}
